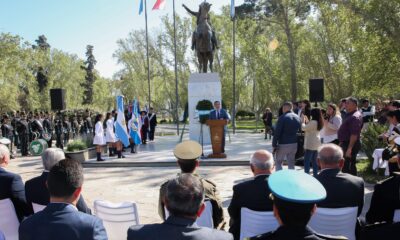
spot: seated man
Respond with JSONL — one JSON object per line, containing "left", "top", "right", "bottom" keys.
{"left": 158, "top": 140, "right": 224, "bottom": 229}
{"left": 228, "top": 150, "right": 274, "bottom": 240}
{"left": 25, "top": 148, "right": 91, "bottom": 214}
{"left": 316, "top": 144, "right": 365, "bottom": 216}
{"left": 129, "top": 174, "right": 233, "bottom": 240}
{"left": 0, "top": 144, "right": 30, "bottom": 221}
{"left": 250, "top": 170, "right": 346, "bottom": 240}
{"left": 19, "top": 159, "right": 107, "bottom": 240}
{"left": 366, "top": 137, "right": 400, "bottom": 224}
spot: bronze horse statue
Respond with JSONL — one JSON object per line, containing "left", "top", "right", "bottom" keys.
{"left": 183, "top": 2, "right": 218, "bottom": 73}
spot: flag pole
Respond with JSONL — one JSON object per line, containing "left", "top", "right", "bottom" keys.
{"left": 144, "top": 0, "right": 151, "bottom": 109}
{"left": 232, "top": 6, "right": 236, "bottom": 135}
{"left": 173, "top": 0, "right": 180, "bottom": 135}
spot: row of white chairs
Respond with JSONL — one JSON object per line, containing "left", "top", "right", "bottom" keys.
{"left": 1, "top": 198, "right": 400, "bottom": 240}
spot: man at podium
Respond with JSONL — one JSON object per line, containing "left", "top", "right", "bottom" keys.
{"left": 209, "top": 101, "right": 230, "bottom": 153}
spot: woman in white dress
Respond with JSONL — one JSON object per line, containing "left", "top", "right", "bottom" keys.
{"left": 105, "top": 112, "right": 117, "bottom": 157}
{"left": 93, "top": 114, "right": 106, "bottom": 161}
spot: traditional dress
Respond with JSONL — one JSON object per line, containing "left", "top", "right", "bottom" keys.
{"left": 93, "top": 121, "right": 106, "bottom": 146}
{"left": 105, "top": 118, "right": 117, "bottom": 143}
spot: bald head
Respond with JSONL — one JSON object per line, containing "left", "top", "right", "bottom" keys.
{"left": 0, "top": 144, "right": 10, "bottom": 167}
{"left": 318, "top": 144, "right": 344, "bottom": 169}
{"left": 250, "top": 150, "right": 274, "bottom": 175}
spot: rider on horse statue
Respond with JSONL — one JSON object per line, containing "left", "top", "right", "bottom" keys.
{"left": 183, "top": 2, "right": 219, "bottom": 73}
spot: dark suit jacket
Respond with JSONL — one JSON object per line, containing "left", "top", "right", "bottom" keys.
{"left": 366, "top": 174, "right": 400, "bottom": 223}
{"left": 316, "top": 169, "right": 364, "bottom": 216}
{"left": 250, "top": 226, "right": 347, "bottom": 240}
{"left": 0, "top": 167, "right": 31, "bottom": 221}
{"left": 19, "top": 203, "right": 107, "bottom": 240}
{"left": 360, "top": 222, "right": 400, "bottom": 240}
{"left": 127, "top": 216, "right": 233, "bottom": 240}
{"left": 25, "top": 171, "right": 91, "bottom": 214}
{"left": 209, "top": 109, "right": 230, "bottom": 120}
{"left": 228, "top": 175, "right": 273, "bottom": 240}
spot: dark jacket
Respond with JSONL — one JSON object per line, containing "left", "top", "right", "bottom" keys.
{"left": 228, "top": 175, "right": 273, "bottom": 240}
{"left": 148, "top": 113, "right": 157, "bottom": 128}
{"left": 25, "top": 172, "right": 92, "bottom": 214}
{"left": 272, "top": 111, "right": 301, "bottom": 148}
{"left": 209, "top": 109, "right": 230, "bottom": 120}
{"left": 127, "top": 216, "right": 233, "bottom": 240}
{"left": 250, "top": 225, "right": 347, "bottom": 240}
{"left": 262, "top": 112, "right": 273, "bottom": 127}
{"left": 316, "top": 169, "right": 365, "bottom": 216}
{"left": 360, "top": 222, "right": 400, "bottom": 240}
{"left": 19, "top": 203, "right": 107, "bottom": 240}
{"left": 366, "top": 174, "right": 400, "bottom": 223}
{"left": 0, "top": 167, "right": 31, "bottom": 221}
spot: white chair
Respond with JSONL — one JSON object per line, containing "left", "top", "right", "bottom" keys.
{"left": 93, "top": 200, "right": 140, "bottom": 240}
{"left": 308, "top": 207, "right": 357, "bottom": 240}
{"left": 239, "top": 208, "right": 279, "bottom": 240}
{"left": 0, "top": 198, "right": 20, "bottom": 240}
{"left": 164, "top": 200, "right": 214, "bottom": 228}
{"left": 393, "top": 209, "right": 400, "bottom": 222}
{"left": 32, "top": 203, "right": 46, "bottom": 213}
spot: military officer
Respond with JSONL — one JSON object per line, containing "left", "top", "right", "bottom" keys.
{"left": 158, "top": 140, "right": 225, "bottom": 229}
{"left": 250, "top": 170, "right": 347, "bottom": 240}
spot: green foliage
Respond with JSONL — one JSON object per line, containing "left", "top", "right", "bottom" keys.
{"left": 361, "top": 123, "right": 387, "bottom": 169}
{"left": 196, "top": 99, "right": 213, "bottom": 124}
{"left": 66, "top": 139, "right": 87, "bottom": 152}
{"left": 236, "top": 110, "right": 255, "bottom": 119}
{"left": 0, "top": 33, "right": 113, "bottom": 112}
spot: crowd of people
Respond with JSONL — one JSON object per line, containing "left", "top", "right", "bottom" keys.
{"left": 0, "top": 107, "right": 158, "bottom": 160}
{"left": 1, "top": 97, "right": 400, "bottom": 240}
{"left": 264, "top": 98, "right": 400, "bottom": 176}
{"left": 1, "top": 138, "right": 399, "bottom": 239}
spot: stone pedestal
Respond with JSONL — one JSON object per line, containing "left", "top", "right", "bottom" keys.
{"left": 188, "top": 73, "right": 221, "bottom": 145}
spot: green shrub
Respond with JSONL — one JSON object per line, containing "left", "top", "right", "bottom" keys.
{"left": 361, "top": 123, "right": 387, "bottom": 169}
{"left": 66, "top": 140, "right": 87, "bottom": 152}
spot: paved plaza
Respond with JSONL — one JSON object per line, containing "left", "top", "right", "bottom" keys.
{"left": 7, "top": 132, "right": 374, "bottom": 228}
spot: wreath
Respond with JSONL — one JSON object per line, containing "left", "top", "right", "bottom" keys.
{"left": 196, "top": 99, "right": 213, "bottom": 124}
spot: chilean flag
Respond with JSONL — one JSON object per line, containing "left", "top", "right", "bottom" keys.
{"left": 152, "top": 0, "right": 166, "bottom": 10}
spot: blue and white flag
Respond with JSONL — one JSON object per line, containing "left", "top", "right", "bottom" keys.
{"left": 139, "top": 0, "right": 144, "bottom": 15}
{"left": 129, "top": 99, "right": 142, "bottom": 145}
{"left": 231, "top": 0, "right": 235, "bottom": 19}
{"left": 115, "top": 96, "right": 130, "bottom": 147}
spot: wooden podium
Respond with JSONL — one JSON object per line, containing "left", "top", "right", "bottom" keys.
{"left": 206, "top": 119, "right": 227, "bottom": 158}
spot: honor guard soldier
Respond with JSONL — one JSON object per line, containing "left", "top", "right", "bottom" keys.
{"left": 158, "top": 140, "right": 225, "bottom": 229}
{"left": 148, "top": 107, "right": 157, "bottom": 142}
{"left": 249, "top": 170, "right": 347, "bottom": 240}
{"left": 16, "top": 112, "right": 29, "bottom": 156}
{"left": 54, "top": 114, "right": 64, "bottom": 149}
{"left": 1, "top": 115, "right": 15, "bottom": 158}
{"left": 62, "top": 116, "right": 71, "bottom": 147}
{"left": 42, "top": 112, "right": 53, "bottom": 147}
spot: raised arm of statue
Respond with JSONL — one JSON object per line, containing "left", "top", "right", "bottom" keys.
{"left": 182, "top": 4, "right": 198, "bottom": 17}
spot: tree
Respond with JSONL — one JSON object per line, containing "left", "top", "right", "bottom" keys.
{"left": 237, "top": 0, "right": 311, "bottom": 101}
{"left": 81, "top": 45, "right": 97, "bottom": 105}
{"left": 33, "top": 35, "right": 51, "bottom": 92}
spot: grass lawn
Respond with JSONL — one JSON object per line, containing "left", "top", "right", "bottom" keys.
{"left": 357, "top": 158, "right": 388, "bottom": 184}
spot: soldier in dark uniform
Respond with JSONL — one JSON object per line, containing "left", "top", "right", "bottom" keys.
{"left": 16, "top": 112, "right": 29, "bottom": 156}
{"left": 148, "top": 107, "right": 157, "bottom": 142}
{"left": 11, "top": 111, "right": 20, "bottom": 148}
{"left": 31, "top": 114, "right": 44, "bottom": 141}
{"left": 250, "top": 170, "right": 346, "bottom": 240}
{"left": 62, "top": 116, "right": 71, "bottom": 147}
{"left": 1, "top": 115, "right": 15, "bottom": 158}
{"left": 42, "top": 112, "right": 53, "bottom": 147}
{"left": 54, "top": 114, "right": 64, "bottom": 149}
{"left": 71, "top": 114, "right": 80, "bottom": 139}
{"left": 84, "top": 111, "right": 93, "bottom": 136}
{"left": 158, "top": 140, "right": 225, "bottom": 229}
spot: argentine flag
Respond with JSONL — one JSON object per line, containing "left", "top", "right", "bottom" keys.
{"left": 115, "top": 96, "right": 130, "bottom": 147}
{"left": 129, "top": 99, "right": 142, "bottom": 145}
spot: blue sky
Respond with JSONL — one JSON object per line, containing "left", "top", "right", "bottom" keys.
{"left": 0, "top": 0, "right": 244, "bottom": 78}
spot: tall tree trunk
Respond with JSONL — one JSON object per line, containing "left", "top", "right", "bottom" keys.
{"left": 283, "top": 11, "right": 297, "bottom": 101}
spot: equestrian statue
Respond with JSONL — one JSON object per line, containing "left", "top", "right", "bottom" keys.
{"left": 183, "top": 2, "right": 219, "bottom": 73}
